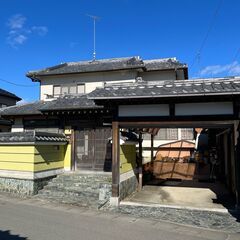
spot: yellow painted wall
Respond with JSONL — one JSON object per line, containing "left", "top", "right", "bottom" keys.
{"left": 34, "top": 145, "right": 65, "bottom": 172}
{"left": 0, "top": 144, "right": 68, "bottom": 173}
{"left": 0, "top": 146, "right": 35, "bottom": 171}
{"left": 63, "top": 144, "right": 71, "bottom": 170}
{"left": 120, "top": 145, "right": 136, "bottom": 174}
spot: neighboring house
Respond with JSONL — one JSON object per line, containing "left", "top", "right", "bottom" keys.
{"left": 0, "top": 88, "right": 21, "bottom": 132}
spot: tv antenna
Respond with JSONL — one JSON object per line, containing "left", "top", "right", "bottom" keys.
{"left": 86, "top": 14, "right": 100, "bottom": 61}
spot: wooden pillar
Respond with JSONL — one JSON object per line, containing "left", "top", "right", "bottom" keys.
{"left": 151, "top": 134, "right": 154, "bottom": 163}
{"left": 111, "top": 121, "right": 120, "bottom": 200}
{"left": 138, "top": 132, "right": 143, "bottom": 191}
{"left": 235, "top": 126, "right": 240, "bottom": 209}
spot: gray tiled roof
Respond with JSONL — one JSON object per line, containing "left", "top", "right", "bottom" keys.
{"left": 0, "top": 95, "right": 102, "bottom": 116}
{"left": 26, "top": 57, "right": 187, "bottom": 79}
{"left": 40, "top": 95, "right": 102, "bottom": 111}
{"left": 0, "top": 131, "right": 67, "bottom": 144}
{"left": 0, "top": 88, "right": 21, "bottom": 101}
{"left": 144, "top": 58, "right": 187, "bottom": 71}
{"left": 26, "top": 57, "right": 144, "bottom": 79}
{"left": 88, "top": 77, "right": 240, "bottom": 100}
{"left": 0, "top": 101, "right": 46, "bottom": 116}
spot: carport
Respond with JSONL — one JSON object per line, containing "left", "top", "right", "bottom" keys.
{"left": 89, "top": 77, "right": 240, "bottom": 210}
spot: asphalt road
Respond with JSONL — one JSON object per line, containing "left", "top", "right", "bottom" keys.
{"left": 0, "top": 194, "right": 239, "bottom": 240}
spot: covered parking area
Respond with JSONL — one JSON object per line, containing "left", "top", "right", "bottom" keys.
{"left": 89, "top": 77, "right": 240, "bottom": 211}
{"left": 120, "top": 121, "right": 235, "bottom": 212}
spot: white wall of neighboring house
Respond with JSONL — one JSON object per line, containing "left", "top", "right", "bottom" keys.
{"left": 142, "top": 128, "right": 195, "bottom": 163}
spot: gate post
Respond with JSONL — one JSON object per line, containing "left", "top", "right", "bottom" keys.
{"left": 110, "top": 121, "right": 120, "bottom": 206}
{"left": 138, "top": 132, "right": 143, "bottom": 191}
{"left": 235, "top": 123, "right": 240, "bottom": 209}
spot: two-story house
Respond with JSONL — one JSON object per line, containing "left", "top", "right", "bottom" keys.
{"left": 1, "top": 57, "right": 240, "bottom": 210}
{"left": 1, "top": 56, "right": 189, "bottom": 172}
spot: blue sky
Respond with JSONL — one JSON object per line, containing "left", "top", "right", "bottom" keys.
{"left": 1, "top": 0, "right": 240, "bottom": 102}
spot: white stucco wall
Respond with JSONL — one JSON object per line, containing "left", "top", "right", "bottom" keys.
{"left": 38, "top": 68, "right": 186, "bottom": 100}
{"left": 39, "top": 70, "right": 138, "bottom": 100}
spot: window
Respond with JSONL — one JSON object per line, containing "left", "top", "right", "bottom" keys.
{"left": 77, "top": 84, "right": 85, "bottom": 94}
{"left": 53, "top": 84, "right": 85, "bottom": 97}
{"left": 155, "top": 128, "right": 178, "bottom": 140}
{"left": 53, "top": 85, "right": 61, "bottom": 97}
{"left": 69, "top": 86, "right": 77, "bottom": 94}
{"left": 61, "top": 86, "right": 68, "bottom": 95}
{"left": 181, "top": 128, "right": 194, "bottom": 140}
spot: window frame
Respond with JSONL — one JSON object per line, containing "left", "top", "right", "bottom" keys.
{"left": 53, "top": 84, "right": 85, "bottom": 97}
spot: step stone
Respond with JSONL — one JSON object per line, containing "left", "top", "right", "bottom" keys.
{"left": 35, "top": 172, "right": 112, "bottom": 209}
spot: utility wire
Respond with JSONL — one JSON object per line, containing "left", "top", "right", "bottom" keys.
{"left": 232, "top": 47, "right": 240, "bottom": 62}
{"left": 0, "top": 77, "right": 37, "bottom": 88}
{"left": 190, "top": 0, "right": 224, "bottom": 70}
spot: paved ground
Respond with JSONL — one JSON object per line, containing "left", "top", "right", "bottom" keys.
{"left": 0, "top": 194, "right": 239, "bottom": 240}
{"left": 134, "top": 180, "right": 234, "bottom": 210}
{"left": 126, "top": 184, "right": 228, "bottom": 211}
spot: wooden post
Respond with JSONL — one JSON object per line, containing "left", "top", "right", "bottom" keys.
{"left": 138, "top": 132, "right": 143, "bottom": 191}
{"left": 111, "top": 121, "right": 120, "bottom": 201}
{"left": 235, "top": 126, "right": 240, "bottom": 209}
{"left": 151, "top": 134, "right": 154, "bottom": 163}
{"left": 71, "top": 128, "right": 75, "bottom": 171}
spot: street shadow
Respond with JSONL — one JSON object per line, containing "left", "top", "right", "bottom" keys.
{"left": 0, "top": 230, "right": 27, "bottom": 240}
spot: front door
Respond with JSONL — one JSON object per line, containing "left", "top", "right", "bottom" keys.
{"left": 74, "top": 128, "right": 112, "bottom": 171}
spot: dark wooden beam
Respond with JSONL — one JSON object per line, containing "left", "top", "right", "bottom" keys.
{"left": 119, "top": 120, "right": 235, "bottom": 128}
{"left": 112, "top": 121, "right": 120, "bottom": 198}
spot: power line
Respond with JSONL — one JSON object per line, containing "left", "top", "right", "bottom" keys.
{"left": 190, "top": 0, "right": 224, "bottom": 70}
{"left": 232, "top": 47, "right": 240, "bottom": 62}
{"left": 0, "top": 77, "right": 37, "bottom": 88}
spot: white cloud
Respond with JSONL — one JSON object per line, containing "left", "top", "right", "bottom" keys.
{"left": 12, "top": 34, "right": 27, "bottom": 45}
{"left": 199, "top": 61, "right": 240, "bottom": 77}
{"left": 6, "top": 14, "right": 48, "bottom": 48}
{"left": 7, "top": 14, "right": 26, "bottom": 29}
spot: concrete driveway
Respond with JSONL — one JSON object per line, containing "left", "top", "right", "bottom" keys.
{"left": 124, "top": 180, "right": 234, "bottom": 212}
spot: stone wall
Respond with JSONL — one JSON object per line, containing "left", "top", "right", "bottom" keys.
{"left": 120, "top": 170, "right": 138, "bottom": 200}
{"left": 0, "top": 176, "right": 55, "bottom": 195}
